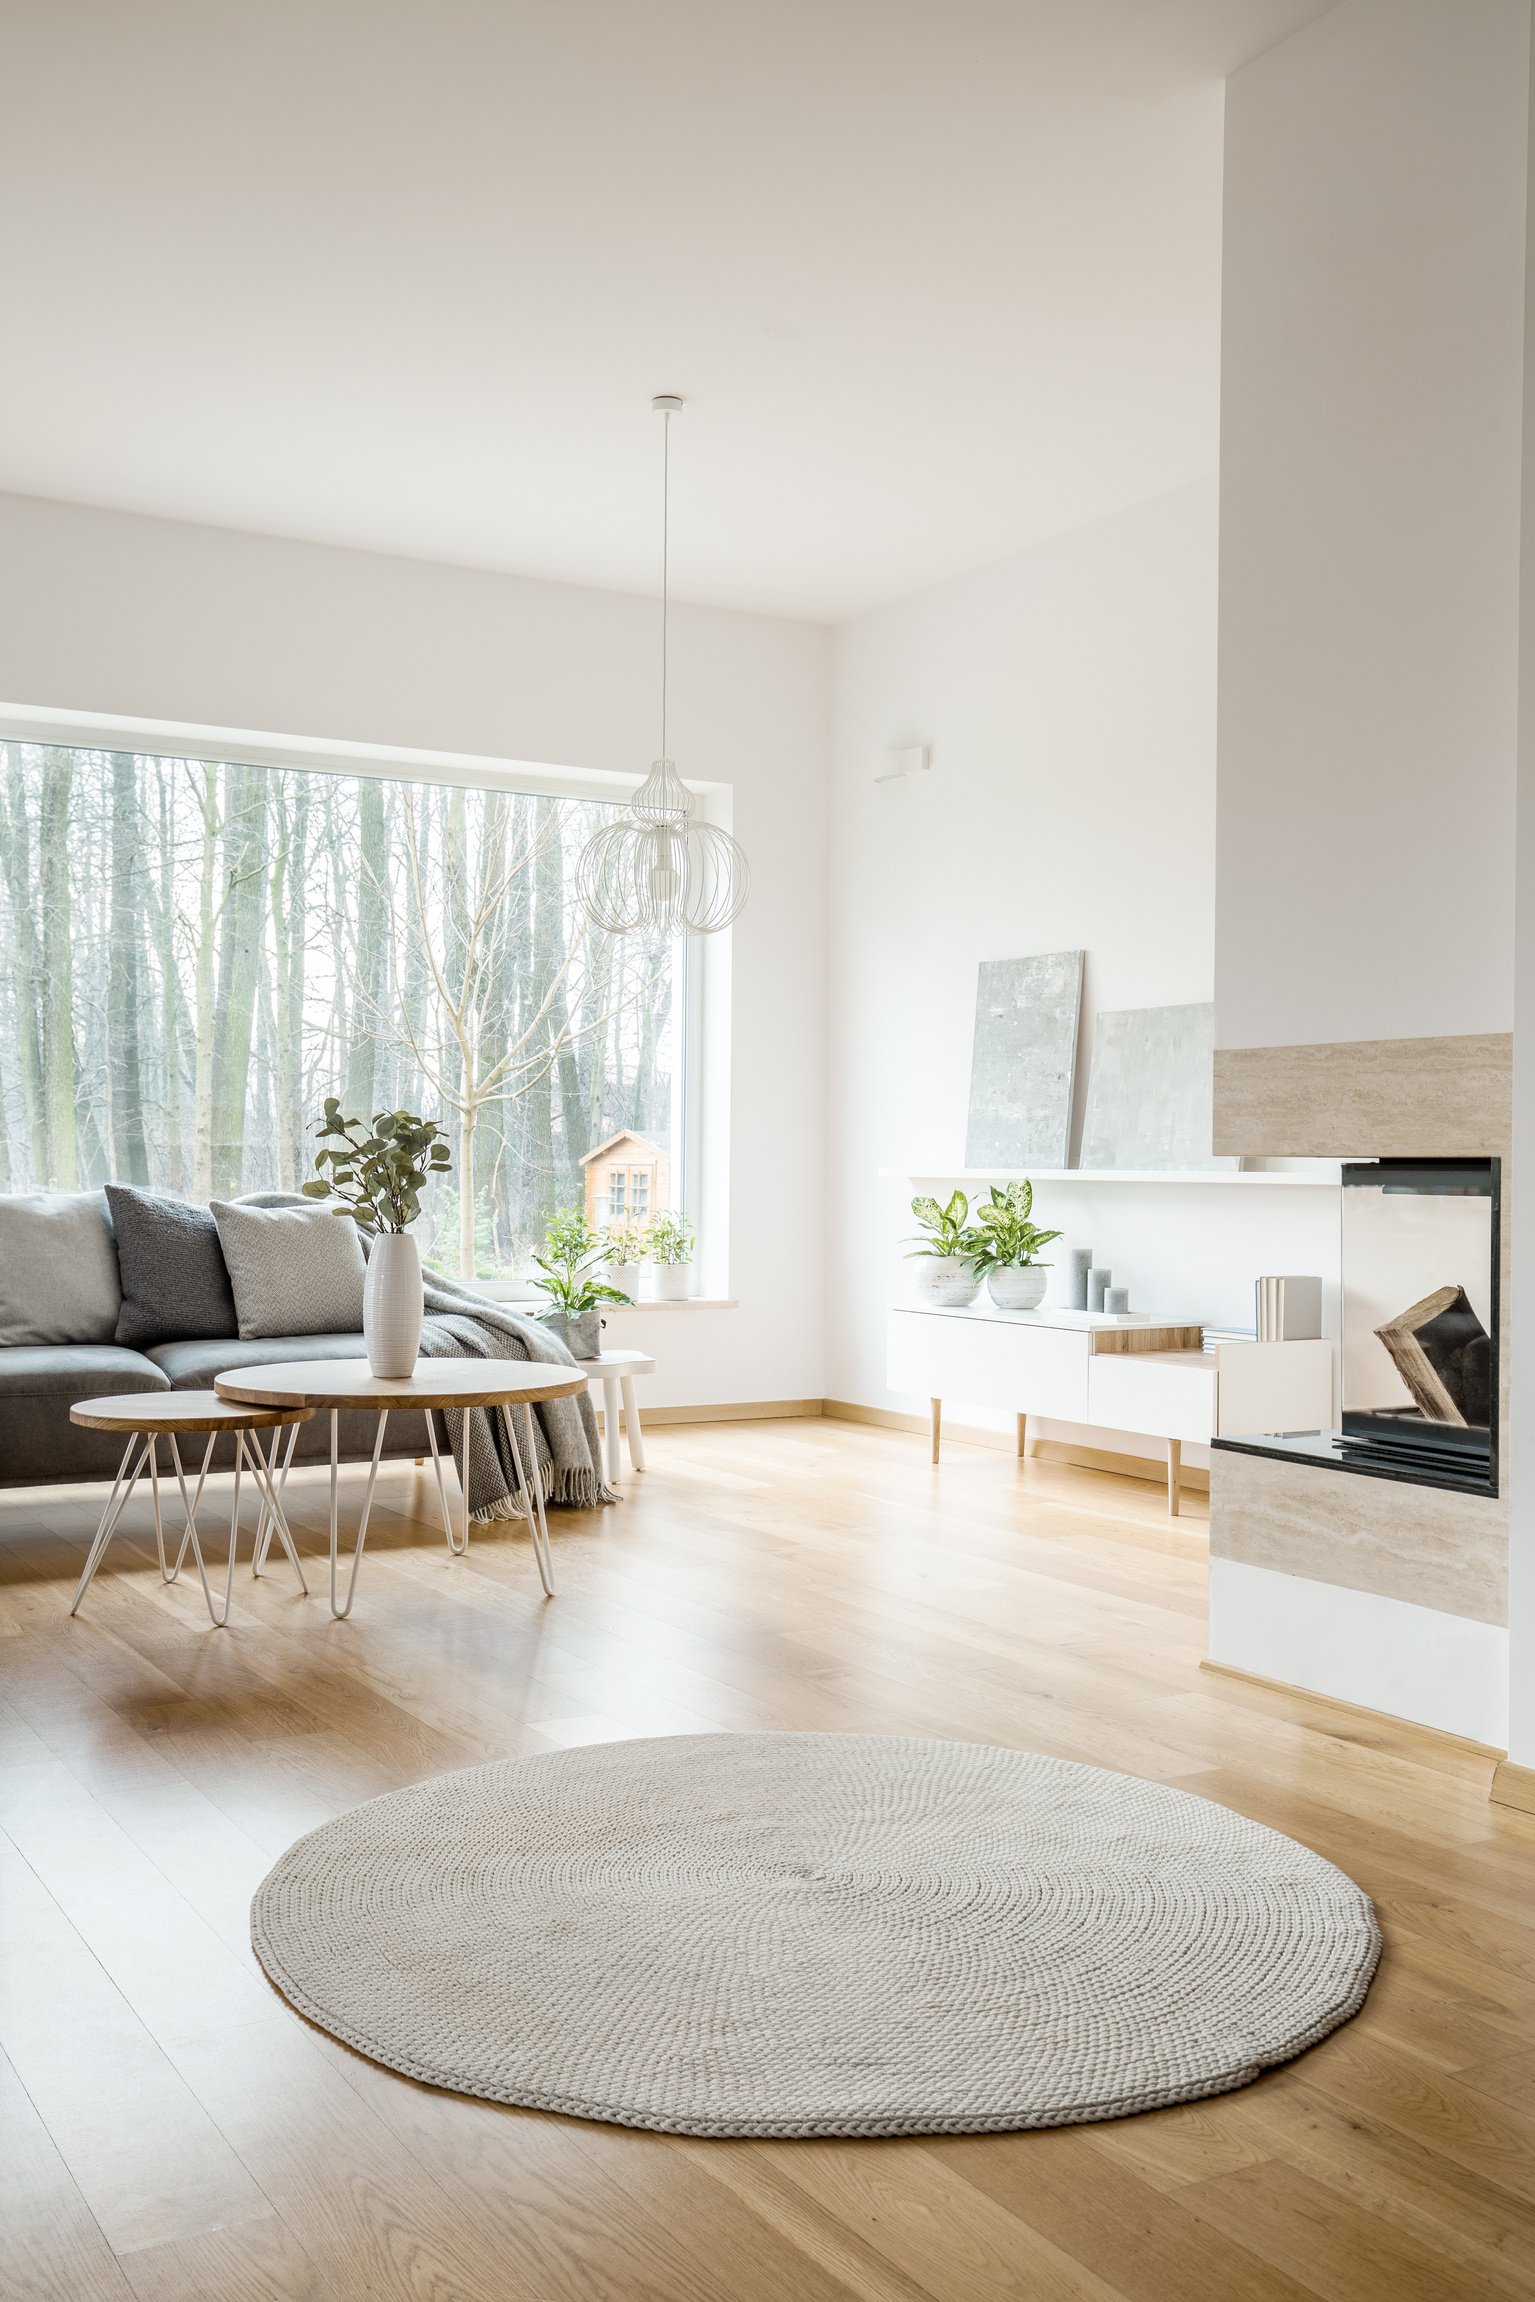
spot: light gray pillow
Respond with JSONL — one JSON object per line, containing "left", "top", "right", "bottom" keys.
{"left": 0, "top": 1189, "right": 122, "bottom": 1347}
{"left": 210, "top": 1200, "right": 366, "bottom": 1340}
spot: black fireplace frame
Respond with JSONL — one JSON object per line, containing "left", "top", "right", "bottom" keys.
{"left": 1213, "top": 1154, "right": 1501, "bottom": 1499}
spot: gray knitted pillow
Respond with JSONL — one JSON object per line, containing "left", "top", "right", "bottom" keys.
{"left": 107, "top": 1185, "right": 239, "bottom": 1348}
{"left": 211, "top": 1200, "right": 367, "bottom": 1340}
{"left": 0, "top": 1190, "right": 122, "bottom": 1346}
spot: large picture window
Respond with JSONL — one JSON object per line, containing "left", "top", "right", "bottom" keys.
{"left": 0, "top": 741, "right": 680, "bottom": 1279}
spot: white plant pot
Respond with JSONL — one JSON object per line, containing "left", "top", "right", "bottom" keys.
{"left": 986, "top": 1264, "right": 1049, "bottom": 1312}
{"left": 364, "top": 1231, "right": 424, "bottom": 1379}
{"left": 651, "top": 1262, "right": 693, "bottom": 1302}
{"left": 913, "top": 1255, "right": 981, "bottom": 1308}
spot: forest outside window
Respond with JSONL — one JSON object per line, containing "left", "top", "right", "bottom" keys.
{"left": 0, "top": 741, "right": 683, "bottom": 1283}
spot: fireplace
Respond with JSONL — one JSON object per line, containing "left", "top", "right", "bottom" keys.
{"left": 1214, "top": 1156, "right": 1500, "bottom": 1497}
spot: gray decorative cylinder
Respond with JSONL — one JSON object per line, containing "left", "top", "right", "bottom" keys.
{"left": 1068, "top": 1248, "right": 1093, "bottom": 1310}
{"left": 1088, "top": 1266, "right": 1111, "bottom": 1313}
{"left": 363, "top": 1232, "right": 424, "bottom": 1380}
{"left": 1105, "top": 1286, "right": 1130, "bottom": 1315}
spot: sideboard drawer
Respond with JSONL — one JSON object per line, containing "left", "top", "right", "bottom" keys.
{"left": 1087, "top": 1351, "right": 1216, "bottom": 1445}
{"left": 888, "top": 1310, "right": 1090, "bottom": 1420}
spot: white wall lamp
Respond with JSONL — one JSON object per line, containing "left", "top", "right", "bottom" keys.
{"left": 576, "top": 396, "right": 750, "bottom": 937}
{"left": 874, "top": 744, "right": 930, "bottom": 785}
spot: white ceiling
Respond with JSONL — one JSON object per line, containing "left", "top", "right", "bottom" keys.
{"left": 0, "top": 1, "right": 1337, "bottom": 622}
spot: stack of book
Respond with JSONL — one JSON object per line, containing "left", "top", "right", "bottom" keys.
{"left": 1255, "top": 1275, "right": 1323, "bottom": 1342}
{"left": 1202, "top": 1324, "right": 1257, "bottom": 1355}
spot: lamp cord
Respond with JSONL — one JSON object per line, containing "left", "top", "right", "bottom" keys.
{"left": 660, "top": 408, "right": 670, "bottom": 762}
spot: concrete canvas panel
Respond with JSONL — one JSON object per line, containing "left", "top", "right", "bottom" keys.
{"left": 1081, "top": 1000, "right": 1223, "bottom": 1170}
{"left": 964, "top": 951, "right": 1082, "bottom": 1169}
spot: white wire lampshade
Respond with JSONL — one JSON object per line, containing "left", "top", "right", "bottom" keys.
{"left": 576, "top": 757, "right": 749, "bottom": 936}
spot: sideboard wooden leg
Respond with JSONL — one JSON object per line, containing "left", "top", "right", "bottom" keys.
{"left": 1167, "top": 1437, "right": 1182, "bottom": 1517}
{"left": 930, "top": 1398, "right": 942, "bottom": 1464}
{"left": 1016, "top": 1412, "right": 1028, "bottom": 1459}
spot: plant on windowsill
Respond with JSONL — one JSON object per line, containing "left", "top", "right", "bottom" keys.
{"left": 965, "top": 1181, "right": 1061, "bottom": 1311}
{"left": 303, "top": 1101, "right": 453, "bottom": 1378}
{"left": 603, "top": 1219, "right": 646, "bottom": 1290}
{"left": 529, "top": 1209, "right": 632, "bottom": 1359}
{"left": 642, "top": 1210, "right": 697, "bottom": 1302}
{"left": 904, "top": 1190, "right": 984, "bottom": 1307}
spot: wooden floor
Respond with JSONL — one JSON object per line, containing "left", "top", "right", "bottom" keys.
{"left": 2, "top": 1417, "right": 1534, "bottom": 2302}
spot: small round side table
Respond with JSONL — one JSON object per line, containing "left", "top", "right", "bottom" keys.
{"left": 214, "top": 1360, "right": 588, "bottom": 1616}
{"left": 68, "top": 1392, "right": 316, "bottom": 1627}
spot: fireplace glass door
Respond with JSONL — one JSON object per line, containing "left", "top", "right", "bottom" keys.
{"left": 1339, "top": 1158, "right": 1498, "bottom": 1492}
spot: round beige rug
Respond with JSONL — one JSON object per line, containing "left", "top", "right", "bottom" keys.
{"left": 250, "top": 1732, "right": 1379, "bottom": 2136}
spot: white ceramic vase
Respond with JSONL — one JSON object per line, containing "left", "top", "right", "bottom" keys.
{"left": 913, "top": 1255, "right": 981, "bottom": 1308}
{"left": 364, "top": 1231, "right": 424, "bottom": 1379}
{"left": 652, "top": 1262, "right": 693, "bottom": 1302}
{"left": 986, "top": 1264, "right": 1049, "bottom": 1311}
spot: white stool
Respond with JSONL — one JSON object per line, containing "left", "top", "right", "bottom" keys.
{"left": 577, "top": 1349, "right": 654, "bottom": 1485}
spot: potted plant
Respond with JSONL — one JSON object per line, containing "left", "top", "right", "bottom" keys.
{"left": 905, "top": 1191, "right": 983, "bottom": 1306}
{"left": 303, "top": 1102, "right": 453, "bottom": 1378}
{"left": 529, "top": 1208, "right": 632, "bottom": 1357}
{"left": 966, "top": 1180, "right": 1061, "bottom": 1311}
{"left": 643, "top": 1210, "right": 696, "bottom": 1301}
{"left": 603, "top": 1219, "right": 646, "bottom": 1293}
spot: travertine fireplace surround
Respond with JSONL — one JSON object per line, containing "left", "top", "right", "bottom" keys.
{"left": 1210, "top": 1032, "right": 1512, "bottom": 1774}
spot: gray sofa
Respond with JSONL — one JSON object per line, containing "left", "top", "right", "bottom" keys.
{"left": 0, "top": 1333, "right": 437, "bottom": 1486}
{"left": 0, "top": 1189, "right": 437, "bottom": 1487}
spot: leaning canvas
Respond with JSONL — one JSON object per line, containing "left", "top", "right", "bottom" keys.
{"left": 1080, "top": 1000, "right": 1229, "bottom": 1170}
{"left": 964, "top": 951, "right": 1083, "bottom": 1169}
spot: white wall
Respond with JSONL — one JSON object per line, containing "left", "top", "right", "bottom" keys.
{"left": 1214, "top": 0, "right": 1528, "bottom": 1743}
{"left": 1216, "top": 0, "right": 1527, "bottom": 1054}
{"left": 824, "top": 476, "right": 1342, "bottom": 1455}
{"left": 0, "top": 491, "right": 830, "bottom": 1411}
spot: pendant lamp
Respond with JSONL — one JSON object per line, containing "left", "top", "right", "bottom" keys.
{"left": 576, "top": 397, "right": 749, "bottom": 936}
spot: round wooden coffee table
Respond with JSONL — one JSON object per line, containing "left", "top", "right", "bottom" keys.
{"left": 68, "top": 1392, "right": 316, "bottom": 1627}
{"left": 213, "top": 1360, "right": 587, "bottom": 1615}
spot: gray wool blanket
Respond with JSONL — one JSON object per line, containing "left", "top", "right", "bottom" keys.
{"left": 417, "top": 1270, "right": 614, "bottom": 1518}
{"left": 236, "top": 1196, "right": 613, "bottom": 1519}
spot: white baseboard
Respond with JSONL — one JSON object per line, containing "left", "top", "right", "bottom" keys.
{"left": 1207, "top": 1557, "right": 1508, "bottom": 1746}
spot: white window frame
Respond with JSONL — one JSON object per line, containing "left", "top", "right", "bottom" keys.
{"left": 0, "top": 700, "right": 727, "bottom": 1298}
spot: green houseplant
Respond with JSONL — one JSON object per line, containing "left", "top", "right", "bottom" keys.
{"left": 966, "top": 1181, "right": 1060, "bottom": 1310}
{"left": 642, "top": 1210, "right": 696, "bottom": 1302}
{"left": 303, "top": 1102, "right": 454, "bottom": 1377}
{"left": 905, "top": 1190, "right": 983, "bottom": 1307}
{"left": 529, "top": 1209, "right": 632, "bottom": 1357}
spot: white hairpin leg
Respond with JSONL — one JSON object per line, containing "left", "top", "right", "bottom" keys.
{"left": 200, "top": 1433, "right": 249, "bottom": 1630}
{"left": 168, "top": 1432, "right": 217, "bottom": 1579}
{"left": 329, "top": 1410, "right": 387, "bottom": 1620}
{"left": 167, "top": 1433, "right": 220, "bottom": 1622}
{"left": 425, "top": 1412, "right": 463, "bottom": 1554}
{"left": 501, "top": 1402, "right": 556, "bottom": 1597}
{"left": 245, "top": 1430, "right": 308, "bottom": 1596}
{"left": 69, "top": 1434, "right": 150, "bottom": 1616}
{"left": 253, "top": 1421, "right": 302, "bottom": 1576}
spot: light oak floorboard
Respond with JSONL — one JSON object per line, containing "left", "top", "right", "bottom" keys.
{"left": 1, "top": 1418, "right": 1532, "bottom": 2301}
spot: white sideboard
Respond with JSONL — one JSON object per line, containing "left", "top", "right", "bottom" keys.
{"left": 887, "top": 1305, "right": 1334, "bottom": 1514}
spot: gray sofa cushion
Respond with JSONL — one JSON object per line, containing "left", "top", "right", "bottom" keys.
{"left": 211, "top": 1200, "right": 366, "bottom": 1339}
{"left": 148, "top": 1332, "right": 374, "bottom": 1387}
{"left": 0, "top": 1343, "right": 170, "bottom": 1485}
{"left": 0, "top": 1191, "right": 122, "bottom": 1346}
{"left": 106, "top": 1185, "right": 239, "bottom": 1349}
